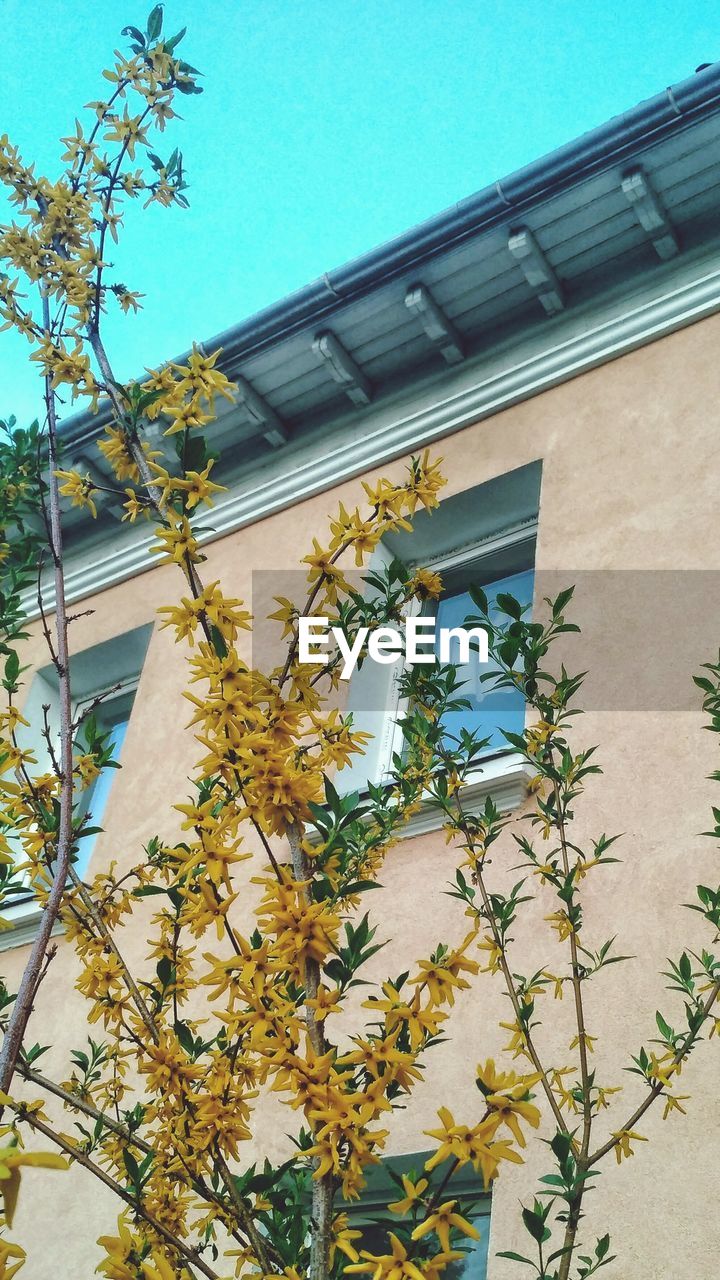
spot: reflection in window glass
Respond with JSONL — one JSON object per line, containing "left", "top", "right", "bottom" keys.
{"left": 435, "top": 568, "right": 534, "bottom": 754}
{"left": 74, "top": 695, "right": 132, "bottom": 876}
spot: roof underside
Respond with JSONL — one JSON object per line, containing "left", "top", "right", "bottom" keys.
{"left": 60, "top": 65, "right": 720, "bottom": 550}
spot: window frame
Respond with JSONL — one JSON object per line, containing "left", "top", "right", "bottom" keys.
{"left": 337, "top": 519, "right": 538, "bottom": 833}
{"left": 0, "top": 624, "right": 151, "bottom": 951}
{"left": 384, "top": 520, "right": 538, "bottom": 782}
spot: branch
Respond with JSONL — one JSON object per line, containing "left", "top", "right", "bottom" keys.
{"left": 449, "top": 794, "right": 570, "bottom": 1138}
{"left": 0, "top": 296, "right": 75, "bottom": 1102}
{"left": 6, "top": 1100, "right": 220, "bottom": 1279}
{"left": 66, "top": 864, "right": 161, "bottom": 1046}
{"left": 588, "top": 973, "right": 720, "bottom": 1167}
{"left": 288, "top": 821, "right": 335, "bottom": 1280}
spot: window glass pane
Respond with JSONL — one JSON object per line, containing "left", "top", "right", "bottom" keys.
{"left": 435, "top": 568, "right": 534, "bottom": 754}
{"left": 75, "top": 709, "right": 130, "bottom": 876}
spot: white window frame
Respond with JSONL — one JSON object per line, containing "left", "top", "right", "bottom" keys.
{"left": 0, "top": 624, "right": 151, "bottom": 951}
{"left": 339, "top": 519, "right": 538, "bottom": 835}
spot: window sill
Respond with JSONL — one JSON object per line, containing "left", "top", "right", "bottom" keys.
{"left": 325, "top": 753, "right": 535, "bottom": 845}
{"left": 0, "top": 899, "right": 64, "bottom": 952}
{"left": 395, "top": 752, "right": 535, "bottom": 838}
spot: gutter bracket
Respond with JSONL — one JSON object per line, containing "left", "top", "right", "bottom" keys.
{"left": 312, "top": 330, "right": 372, "bottom": 407}
{"left": 235, "top": 374, "right": 289, "bottom": 448}
{"left": 405, "top": 283, "right": 465, "bottom": 364}
{"left": 507, "top": 227, "right": 565, "bottom": 315}
{"left": 621, "top": 169, "right": 679, "bottom": 261}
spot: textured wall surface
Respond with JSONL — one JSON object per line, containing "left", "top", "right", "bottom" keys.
{"left": 5, "top": 312, "right": 720, "bottom": 1278}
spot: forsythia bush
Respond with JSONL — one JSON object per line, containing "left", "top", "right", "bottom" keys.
{"left": 0, "top": 9, "right": 718, "bottom": 1280}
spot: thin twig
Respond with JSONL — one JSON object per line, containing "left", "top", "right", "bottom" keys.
{"left": 0, "top": 296, "right": 75, "bottom": 1104}
{"left": 6, "top": 1101, "right": 220, "bottom": 1280}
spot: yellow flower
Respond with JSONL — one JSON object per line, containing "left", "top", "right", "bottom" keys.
{"left": 474, "top": 1061, "right": 542, "bottom": 1147}
{"left": 408, "top": 949, "right": 477, "bottom": 1008}
{"left": 121, "top": 489, "right": 151, "bottom": 522}
{"left": 171, "top": 345, "right": 236, "bottom": 405}
{"left": 411, "top": 1200, "right": 481, "bottom": 1254}
{"left": 0, "top": 1143, "right": 67, "bottom": 1226}
{"left": 408, "top": 568, "right": 443, "bottom": 600}
{"left": 98, "top": 425, "right": 159, "bottom": 484}
{"left": 594, "top": 1084, "right": 622, "bottom": 1110}
{"left": 174, "top": 462, "right": 227, "bottom": 510}
{"left": 477, "top": 935, "right": 502, "bottom": 974}
{"left": 104, "top": 108, "right": 149, "bottom": 160}
{"left": 141, "top": 1254, "right": 176, "bottom": 1280}
{"left": 388, "top": 1174, "right": 429, "bottom": 1216}
{"left": 55, "top": 469, "right": 98, "bottom": 518}
{"left": 305, "top": 985, "right": 343, "bottom": 1022}
{"left": 345, "top": 1232, "right": 435, "bottom": 1280}
{"left": 0, "top": 1237, "right": 25, "bottom": 1279}
{"left": 424, "top": 1107, "right": 523, "bottom": 1185}
{"left": 150, "top": 517, "right": 204, "bottom": 566}
{"left": 161, "top": 398, "right": 214, "bottom": 436}
{"left": 662, "top": 1093, "right": 690, "bottom": 1120}
{"left": 115, "top": 287, "right": 144, "bottom": 314}
{"left": 545, "top": 910, "right": 575, "bottom": 941}
{"left": 97, "top": 1215, "right": 142, "bottom": 1280}
{"left": 330, "top": 1213, "right": 363, "bottom": 1266}
{"left": 568, "top": 1032, "right": 597, "bottom": 1054}
{"left": 405, "top": 449, "right": 445, "bottom": 513}
{"left": 611, "top": 1129, "right": 647, "bottom": 1163}
{"left": 646, "top": 1052, "right": 678, "bottom": 1088}
{"left": 363, "top": 985, "right": 447, "bottom": 1049}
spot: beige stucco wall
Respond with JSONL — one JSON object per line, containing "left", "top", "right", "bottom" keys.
{"left": 4, "top": 312, "right": 720, "bottom": 1278}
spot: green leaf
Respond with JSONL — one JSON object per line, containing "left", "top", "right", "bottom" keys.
{"left": 596, "top": 1234, "right": 610, "bottom": 1260}
{"left": 496, "top": 592, "right": 522, "bottom": 620}
{"left": 3, "top": 650, "right": 19, "bottom": 689}
{"left": 522, "top": 1206, "right": 547, "bottom": 1243}
{"left": 468, "top": 584, "right": 488, "bottom": 614}
{"left": 121, "top": 24, "right": 146, "bottom": 46}
{"left": 165, "top": 26, "right": 186, "bottom": 52}
{"left": 146, "top": 4, "right": 163, "bottom": 42}
{"left": 552, "top": 586, "right": 575, "bottom": 618}
{"left": 656, "top": 1010, "right": 674, "bottom": 1042}
{"left": 123, "top": 1147, "right": 140, "bottom": 1188}
{"left": 209, "top": 624, "right": 228, "bottom": 660}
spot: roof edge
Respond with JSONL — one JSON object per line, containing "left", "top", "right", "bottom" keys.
{"left": 61, "top": 60, "right": 720, "bottom": 444}
{"left": 204, "top": 61, "right": 720, "bottom": 358}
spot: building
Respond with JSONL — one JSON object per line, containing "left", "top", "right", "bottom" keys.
{"left": 4, "top": 60, "right": 720, "bottom": 1279}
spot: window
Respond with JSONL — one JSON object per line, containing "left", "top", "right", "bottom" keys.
{"left": 0, "top": 624, "right": 151, "bottom": 949}
{"left": 338, "top": 463, "right": 542, "bottom": 827}
{"left": 403, "top": 540, "right": 535, "bottom": 762}
{"left": 73, "top": 682, "right": 136, "bottom": 876}
{"left": 346, "top": 1151, "right": 491, "bottom": 1280}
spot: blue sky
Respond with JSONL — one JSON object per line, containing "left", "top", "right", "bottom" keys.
{"left": 1, "top": 0, "right": 717, "bottom": 425}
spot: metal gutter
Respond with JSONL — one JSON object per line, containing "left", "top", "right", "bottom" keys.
{"left": 203, "top": 62, "right": 720, "bottom": 358}
{"left": 61, "top": 60, "right": 720, "bottom": 446}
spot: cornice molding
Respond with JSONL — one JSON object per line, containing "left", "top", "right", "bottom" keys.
{"left": 27, "top": 263, "right": 720, "bottom": 617}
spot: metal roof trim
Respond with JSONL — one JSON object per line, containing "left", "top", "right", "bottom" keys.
{"left": 204, "top": 63, "right": 720, "bottom": 357}
{"left": 59, "top": 61, "right": 720, "bottom": 446}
